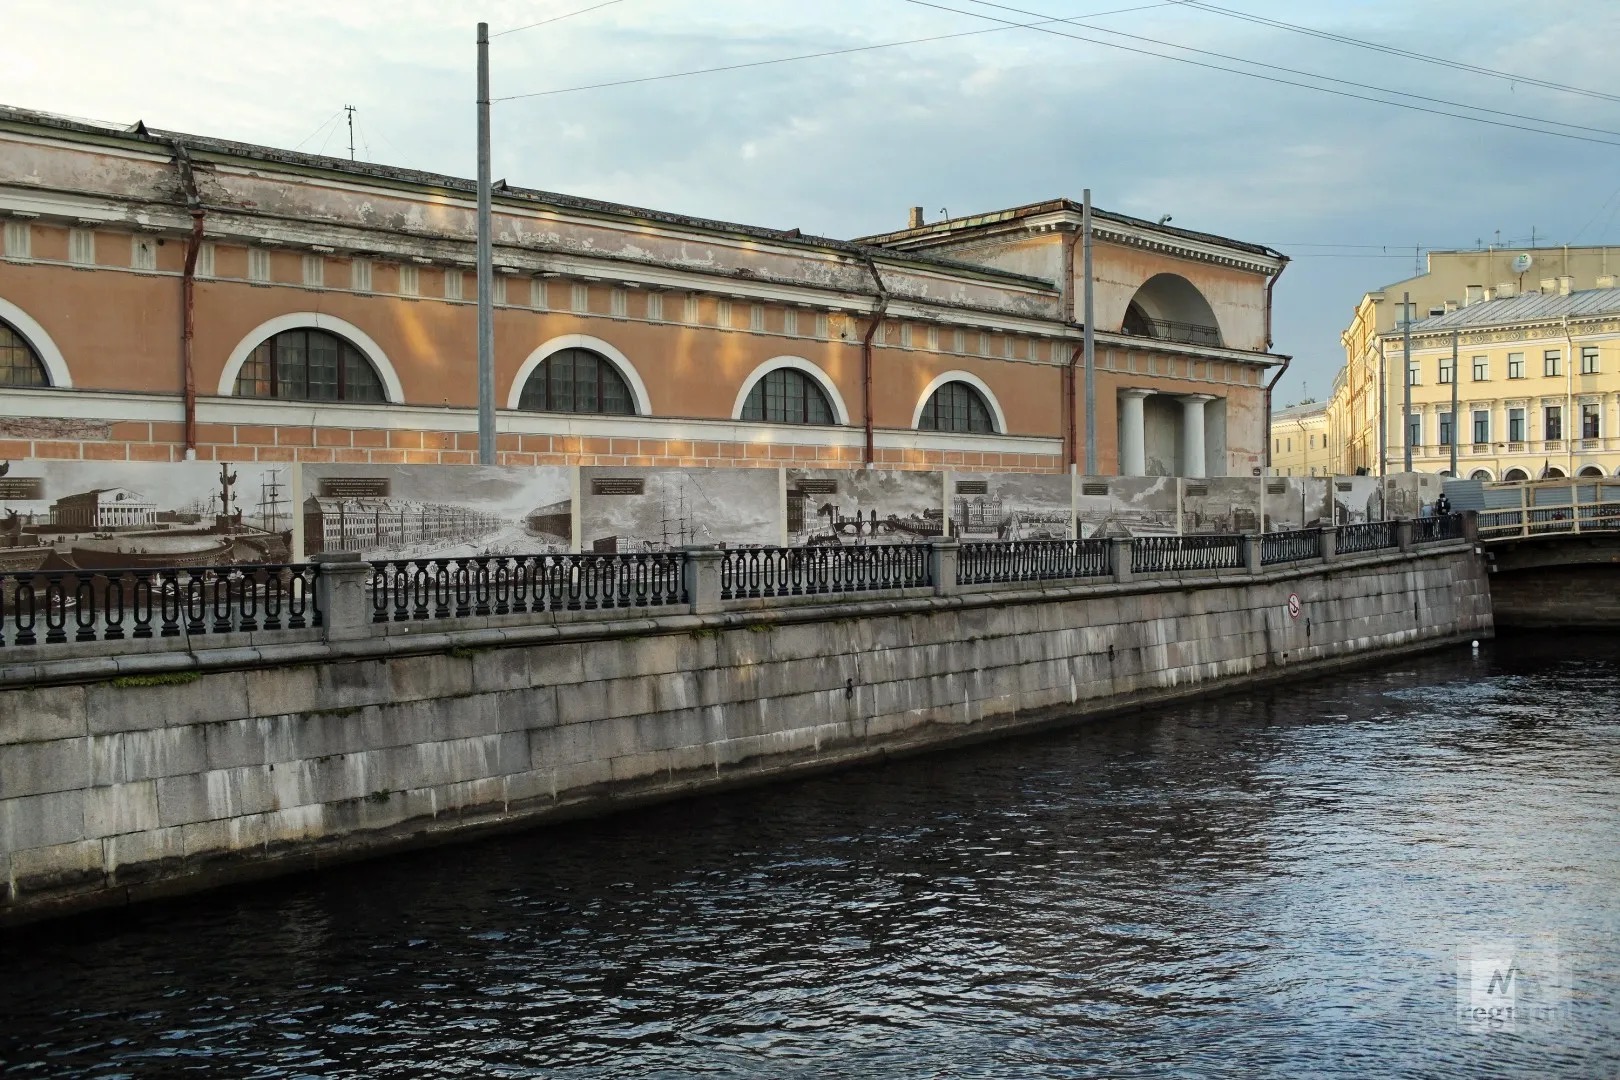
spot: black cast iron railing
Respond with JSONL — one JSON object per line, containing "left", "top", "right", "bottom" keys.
{"left": 719, "top": 544, "right": 932, "bottom": 600}
{"left": 1261, "top": 528, "right": 1322, "bottom": 566}
{"left": 1337, "top": 520, "right": 1397, "bottom": 554}
{"left": 1130, "top": 534, "right": 1244, "bottom": 574}
{"left": 0, "top": 564, "right": 320, "bottom": 648}
{"left": 368, "top": 553, "right": 686, "bottom": 622}
{"left": 957, "top": 538, "right": 1111, "bottom": 585}
{"left": 1412, "top": 514, "right": 1464, "bottom": 543}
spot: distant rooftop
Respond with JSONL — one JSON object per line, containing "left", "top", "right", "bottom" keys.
{"left": 1396, "top": 287, "right": 1620, "bottom": 335}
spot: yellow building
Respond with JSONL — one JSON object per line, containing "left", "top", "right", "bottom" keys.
{"left": 1329, "top": 246, "right": 1620, "bottom": 476}
{"left": 1270, "top": 400, "right": 1329, "bottom": 477}
{"left": 1379, "top": 285, "right": 1620, "bottom": 481}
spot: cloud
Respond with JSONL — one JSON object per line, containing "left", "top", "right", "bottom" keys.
{"left": 1, "top": 0, "right": 1614, "bottom": 397}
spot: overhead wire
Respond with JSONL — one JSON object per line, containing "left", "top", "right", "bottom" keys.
{"left": 1162, "top": 0, "right": 1620, "bottom": 105}
{"left": 290, "top": 108, "right": 344, "bottom": 152}
{"left": 944, "top": 0, "right": 1620, "bottom": 140}
{"left": 493, "top": 2, "right": 1170, "bottom": 101}
{"left": 493, "top": 0, "right": 627, "bottom": 38}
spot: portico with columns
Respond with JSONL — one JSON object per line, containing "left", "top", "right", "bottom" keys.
{"left": 1115, "top": 388, "right": 1227, "bottom": 477}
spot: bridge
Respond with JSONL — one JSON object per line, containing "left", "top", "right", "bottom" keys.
{"left": 1470, "top": 479, "right": 1620, "bottom": 629}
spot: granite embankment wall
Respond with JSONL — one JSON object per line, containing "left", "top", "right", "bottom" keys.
{"left": 0, "top": 541, "right": 1491, "bottom": 925}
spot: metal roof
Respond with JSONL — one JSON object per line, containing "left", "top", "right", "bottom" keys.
{"left": 857, "top": 197, "right": 1283, "bottom": 262}
{"left": 0, "top": 104, "right": 1056, "bottom": 291}
{"left": 1397, "top": 287, "right": 1620, "bottom": 335}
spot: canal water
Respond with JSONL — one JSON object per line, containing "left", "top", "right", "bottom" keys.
{"left": 3, "top": 637, "right": 1618, "bottom": 1077}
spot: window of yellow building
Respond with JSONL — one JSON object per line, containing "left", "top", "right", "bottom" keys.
{"left": 1508, "top": 353, "right": 1525, "bottom": 379}
{"left": 1473, "top": 356, "right": 1489, "bottom": 381}
{"left": 1581, "top": 346, "right": 1600, "bottom": 374}
{"left": 1544, "top": 350, "right": 1561, "bottom": 377}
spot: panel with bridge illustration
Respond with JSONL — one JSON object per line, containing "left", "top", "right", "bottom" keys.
{"left": 1074, "top": 476, "right": 1179, "bottom": 539}
{"left": 946, "top": 472, "right": 1074, "bottom": 541}
{"left": 579, "top": 467, "right": 779, "bottom": 553}
{"left": 1261, "top": 476, "right": 1332, "bottom": 531}
{"left": 0, "top": 458, "right": 294, "bottom": 574}
{"left": 784, "top": 470, "right": 945, "bottom": 547}
{"left": 300, "top": 464, "right": 572, "bottom": 561}
{"left": 1177, "top": 478, "right": 1262, "bottom": 536}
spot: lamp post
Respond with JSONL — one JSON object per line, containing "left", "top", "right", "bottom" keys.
{"left": 475, "top": 22, "right": 496, "bottom": 465}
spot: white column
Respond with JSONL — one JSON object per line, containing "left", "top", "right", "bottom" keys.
{"left": 1179, "top": 394, "right": 1215, "bottom": 477}
{"left": 1119, "top": 389, "right": 1153, "bottom": 476}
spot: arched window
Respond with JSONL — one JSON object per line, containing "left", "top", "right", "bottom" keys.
{"left": 1502, "top": 468, "right": 1530, "bottom": 482}
{"left": 1578, "top": 465, "right": 1606, "bottom": 478}
{"left": 741, "top": 368, "right": 835, "bottom": 425}
{"left": 0, "top": 320, "right": 49, "bottom": 386}
{"left": 1469, "top": 469, "right": 1494, "bottom": 481}
{"left": 234, "top": 328, "right": 385, "bottom": 402}
{"left": 517, "top": 347, "right": 635, "bottom": 414}
{"left": 918, "top": 380, "right": 996, "bottom": 433}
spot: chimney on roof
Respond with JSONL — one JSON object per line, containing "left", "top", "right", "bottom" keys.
{"left": 1482, "top": 286, "right": 1497, "bottom": 302}
{"left": 1444, "top": 299, "right": 1459, "bottom": 314}
{"left": 908, "top": 206, "right": 925, "bottom": 229}
{"left": 1539, "top": 277, "right": 1558, "bottom": 294}
{"left": 1599, "top": 274, "right": 1616, "bottom": 289}
{"left": 1464, "top": 284, "right": 1483, "bottom": 306}
{"left": 1558, "top": 275, "right": 1574, "bottom": 296}
{"left": 1497, "top": 282, "right": 1517, "bottom": 299}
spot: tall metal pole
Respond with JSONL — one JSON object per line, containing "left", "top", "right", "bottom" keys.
{"left": 1449, "top": 330, "right": 1459, "bottom": 476}
{"left": 1082, "top": 189, "right": 1096, "bottom": 474}
{"left": 476, "top": 22, "right": 496, "bottom": 465}
{"left": 1402, "top": 290, "right": 1413, "bottom": 473}
{"left": 1377, "top": 339, "right": 1387, "bottom": 477}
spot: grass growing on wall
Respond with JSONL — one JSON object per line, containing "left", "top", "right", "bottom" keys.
{"left": 110, "top": 671, "right": 201, "bottom": 688}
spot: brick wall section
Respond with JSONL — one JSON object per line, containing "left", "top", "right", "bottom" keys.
{"left": 0, "top": 421, "right": 1064, "bottom": 473}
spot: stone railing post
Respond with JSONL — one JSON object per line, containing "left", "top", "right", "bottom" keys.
{"left": 314, "top": 551, "right": 373, "bottom": 641}
{"left": 930, "top": 537, "right": 960, "bottom": 597}
{"left": 1243, "top": 533, "right": 1263, "bottom": 574}
{"left": 1461, "top": 509, "right": 1479, "bottom": 543}
{"left": 1320, "top": 525, "right": 1338, "bottom": 563}
{"left": 682, "top": 546, "right": 723, "bottom": 615}
{"left": 1110, "top": 537, "right": 1134, "bottom": 584}
{"left": 1396, "top": 516, "right": 1415, "bottom": 552}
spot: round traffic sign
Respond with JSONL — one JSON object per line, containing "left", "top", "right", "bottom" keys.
{"left": 1287, "top": 593, "right": 1301, "bottom": 619}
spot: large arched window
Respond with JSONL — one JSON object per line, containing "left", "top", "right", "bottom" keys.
{"left": 517, "top": 347, "right": 635, "bottom": 414}
{"left": 234, "top": 328, "right": 385, "bottom": 402}
{"left": 0, "top": 320, "right": 49, "bottom": 386}
{"left": 918, "top": 380, "right": 996, "bottom": 433}
{"left": 741, "top": 368, "right": 835, "bottom": 424}
{"left": 1502, "top": 468, "right": 1530, "bottom": 482}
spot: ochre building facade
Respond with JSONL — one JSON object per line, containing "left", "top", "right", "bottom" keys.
{"left": 0, "top": 106, "right": 1287, "bottom": 476}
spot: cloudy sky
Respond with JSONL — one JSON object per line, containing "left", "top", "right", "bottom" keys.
{"left": 4, "top": 0, "right": 1616, "bottom": 402}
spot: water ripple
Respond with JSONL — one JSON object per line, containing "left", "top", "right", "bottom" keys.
{"left": 2, "top": 636, "right": 1618, "bottom": 1077}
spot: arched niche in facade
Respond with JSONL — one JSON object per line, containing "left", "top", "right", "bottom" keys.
{"left": 1120, "top": 273, "right": 1224, "bottom": 348}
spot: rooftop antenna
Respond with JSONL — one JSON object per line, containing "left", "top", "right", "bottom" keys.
{"left": 344, "top": 105, "right": 357, "bottom": 160}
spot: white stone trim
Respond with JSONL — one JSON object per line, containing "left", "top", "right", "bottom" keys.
{"left": 218, "top": 312, "right": 404, "bottom": 402}
{"left": 910, "top": 370, "right": 1008, "bottom": 433}
{"left": 730, "top": 356, "right": 852, "bottom": 426}
{"left": 0, "top": 295, "right": 72, "bottom": 387}
{"left": 506, "top": 334, "right": 652, "bottom": 415}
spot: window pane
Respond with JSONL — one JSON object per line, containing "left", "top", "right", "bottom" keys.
{"left": 275, "top": 331, "right": 308, "bottom": 399}
{"left": 306, "top": 332, "right": 340, "bottom": 400}
{"left": 600, "top": 363, "right": 632, "bottom": 414}
{"left": 519, "top": 360, "right": 550, "bottom": 411}
{"left": 235, "top": 341, "right": 273, "bottom": 397}
{"left": 343, "top": 345, "right": 384, "bottom": 402}
{"left": 0, "top": 322, "right": 47, "bottom": 386}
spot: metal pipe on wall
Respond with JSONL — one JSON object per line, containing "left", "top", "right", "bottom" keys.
{"left": 1402, "top": 290, "right": 1413, "bottom": 472}
{"left": 170, "top": 139, "right": 204, "bottom": 460}
{"left": 860, "top": 255, "right": 890, "bottom": 468}
{"left": 1082, "top": 190, "right": 1096, "bottom": 474}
